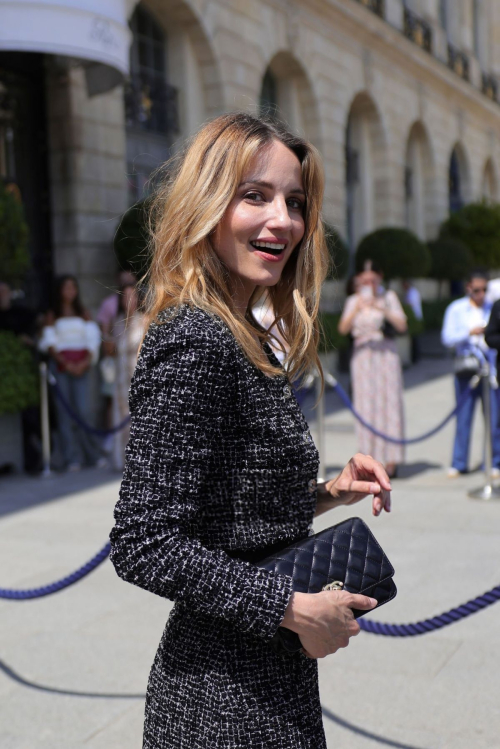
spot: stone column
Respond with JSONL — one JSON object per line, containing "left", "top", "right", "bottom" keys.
{"left": 45, "top": 62, "right": 128, "bottom": 312}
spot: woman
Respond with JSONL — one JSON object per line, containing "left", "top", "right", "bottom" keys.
{"left": 109, "top": 282, "right": 145, "bottom": 471}
{"left": 39, "top": 275, "right": 103, "bottom": 471}
{"left": 338, "top": 261, "right": 407, "bottom": 477}
{"left": 110, "top": 113, "right": 392, "bottom": 749}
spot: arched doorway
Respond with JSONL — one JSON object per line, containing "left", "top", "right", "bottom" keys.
{"left": 345, "top": 92, "right": 388, "bottom": 253}
{"left": 259, "top": 52, "right": 319, "bottom": 142}
{"left": 482, "top": 158, "right": 498, "bottom": 202}
{"left": 449, "top": 143, "right": 470, "bottom": 213}
{"left": 404, "top": 121, "right": 434, "bottom": 239}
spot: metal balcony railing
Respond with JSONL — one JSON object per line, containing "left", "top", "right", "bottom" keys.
{"left": 447, "top": 43, "right": 469, "bottom": 82}
{"left": 403, "top": 8, "right": 432, "bottom": 53}
{"left": 482, "top": 72, "right": 498, "bottom": 103}
{"left": 124, "top": 75, "right": 179, "bottom": 136}
{"left": 355, "top": 0, "right": 384, "bottom": 19}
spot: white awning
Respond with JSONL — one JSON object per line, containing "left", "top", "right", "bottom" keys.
{"left": 0, "top": 0, "right": 133, "bottom": 93}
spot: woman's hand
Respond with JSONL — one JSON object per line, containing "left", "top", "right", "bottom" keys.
{"left": 316, "top": 453, "right": 392, "bottom": 517}
{"left": 281, "top": 590, "right": 377, "bottom": 659}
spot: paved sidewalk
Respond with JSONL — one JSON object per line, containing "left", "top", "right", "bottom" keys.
{"left": 1, "top": 358, "right": 499, "bottom": 748}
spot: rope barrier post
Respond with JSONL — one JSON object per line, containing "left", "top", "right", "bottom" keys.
{"left": 39, "top": 362, "right": 52, "bottom": 478}
{"left": 316, "top": 371, "right": 326, "bottom": 481}
{"left": 468, "top": 362, "right": 500, "bottom": 501}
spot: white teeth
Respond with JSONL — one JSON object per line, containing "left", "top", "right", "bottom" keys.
{"left": 252, "top": 241, "right": 286, "bottom": 250}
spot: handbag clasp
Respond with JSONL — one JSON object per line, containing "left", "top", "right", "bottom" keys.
{"left": 322, "top": 581, "right": 344, "bottom": 592}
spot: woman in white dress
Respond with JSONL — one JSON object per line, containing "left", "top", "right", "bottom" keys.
{"left": 39, "top": 275, "right": 103, "bottom": 471}
{"left": 338, "top": 261, "right": 407, "bottom": 477}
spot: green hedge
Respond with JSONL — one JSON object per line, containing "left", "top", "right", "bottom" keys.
{"left": 0, "top": 182, "right": 30, "bottom": 284}
{"left": 324, "top": 223, "right": 349, "bottom": 280}
{"left": 439, "top": 201, "right": 500, "bottom": 268}
{"left": 421, "top": 298, "right": 458, "bottom": 331}
{"left": 318, "top": 312, "right": 350, "bottom": 353}
{"left": 402, "top": 303, "right": 424, "bottom": 337}
{"left": 356, "top": 227, "right": 431, "bottom": 280}
{"left": 0, "top": 332, "right": 39, "bottom": 415}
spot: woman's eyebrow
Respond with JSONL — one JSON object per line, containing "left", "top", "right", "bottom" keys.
{"left": 240, "top": 179, "right": 305, "bottom": 195}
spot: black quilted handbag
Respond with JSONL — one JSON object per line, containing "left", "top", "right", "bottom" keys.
{"left": 256, "top": 516, "right": 397, "bottom": 655}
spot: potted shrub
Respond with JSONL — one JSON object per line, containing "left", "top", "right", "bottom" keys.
{"left": 0, "top": 181, "right": 30, "bottom": 285}
{"left": 439, "top": 201, "right": 500, "bottom": 268}
{"left": 0, "top": 331, "right": 39, "bottom": 472}
{"left": 355, "top": 227, "right": 431, "bottom": 280}
{"left": 427, "top": 237, "right": 473, "bottom": 298}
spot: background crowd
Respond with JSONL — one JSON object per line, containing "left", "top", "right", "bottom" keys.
{"left": 3, "top": 250, "right": 500, "bottom": 485}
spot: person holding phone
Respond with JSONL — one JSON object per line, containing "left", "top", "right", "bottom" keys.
{"left": 338, "top": 260, "right": 407, "bottom": 477}
{"left": 442, "top": 269, "right": 500, "bottom": 477}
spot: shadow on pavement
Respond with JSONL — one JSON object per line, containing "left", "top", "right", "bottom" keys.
{"left": 0, "top": 467, "right": 120, "bottom": 519}
{"left": 0, "top": 656, "right": 145, "bottom": 700}
{"left": 321, "top": 706, "right": 428, "bottom": 749}
{"left": 393, "top": 462, "right": 442, "bottom": 480}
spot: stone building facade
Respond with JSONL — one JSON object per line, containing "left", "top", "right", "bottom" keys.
{"left": 3, "top": 0, "right": 500, "bottom": 308}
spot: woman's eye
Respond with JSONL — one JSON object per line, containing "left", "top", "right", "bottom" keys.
{"left": 245, "top": 191, "right": 264, "bottom": 202}
{"left": 287, "top": 197, "right": 304, "bottom": 211}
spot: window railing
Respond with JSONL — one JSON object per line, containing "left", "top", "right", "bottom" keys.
{"left": 447, "top": 44, "right": 469, "bottom": 81}
{"left": 124, "top": 75, "right": 179, "bottom": 136}
{"left": 355, "top": 0, "right": 384, "bottom": 19}
{"left": 482, "top": 72, "right": 498, "bottom": 103}
{"left": 403, "top": 8, "right": 432, "bottom": 53}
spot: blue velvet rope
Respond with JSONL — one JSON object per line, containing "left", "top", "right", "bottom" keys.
{"left": 2, "top": 539, "right": 499, "bottom": 640}
{"left": 0, "top": 543, "right": 111, "bottom": 600}
{"left": 359, "top": 583, "right": 500, "bottom": 636}
{"left": 332, "top": 378, "right": 476, "bottom": 445}
{"left": 49, "top": 375, "right": 130, "bottom": 436}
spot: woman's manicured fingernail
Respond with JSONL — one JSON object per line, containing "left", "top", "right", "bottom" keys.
{"left": 370, "top": 483, "right": 380, "bottom": 493}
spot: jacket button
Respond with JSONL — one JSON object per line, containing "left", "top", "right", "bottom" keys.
{"left": 308, "top": 478, "right": 317, "bottom": 493}
{"left": 283, "top": 384, "right": 292, "bottom": 399}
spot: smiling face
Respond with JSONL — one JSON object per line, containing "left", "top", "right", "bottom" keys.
{"left": 212, "top": 139, "right": 305, "bottom": 311}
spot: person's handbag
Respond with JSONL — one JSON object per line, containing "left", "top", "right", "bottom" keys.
{"left": 255, "top": 516, "right": 397, "bottom": 655}
{"left": 382, "top": 320, "right": 400, "bottom": 339}
{"left": 453, "top": 353, "right": 481, "bottom": 377}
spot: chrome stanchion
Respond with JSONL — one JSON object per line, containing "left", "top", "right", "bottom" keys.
{"left": 469, "top": 363, "right": 500, "bottom": 500}
{"left": 315, "top": 371, "right": 337, "bottom": 481}
{"left": 316, "top": 373, "right": 325, "bottom": 480}
{"left": 39, "top": 362, "right": 52, "bottom": 477}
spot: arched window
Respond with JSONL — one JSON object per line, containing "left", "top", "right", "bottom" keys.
{"left": 126, "top": 5, "right": 173, "bottom": 134}
{"left": 125, "top": 5, "right": 177, "bottom": 204}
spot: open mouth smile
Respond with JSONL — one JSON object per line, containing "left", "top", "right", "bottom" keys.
{"left": 250, "top": 240, "right": 287, "bottom": 259}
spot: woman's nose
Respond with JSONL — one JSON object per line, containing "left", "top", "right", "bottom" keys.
{"left": 267, "top": 197, "right": 293, "bottom": 230}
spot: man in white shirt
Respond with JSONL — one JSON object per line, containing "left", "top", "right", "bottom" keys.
{"left": 441, "top": 270, "right": 500, "bottom": 477}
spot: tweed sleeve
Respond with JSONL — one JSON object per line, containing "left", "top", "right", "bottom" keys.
{"left": 109, "top": 319, "right": 293, "bottom": 640}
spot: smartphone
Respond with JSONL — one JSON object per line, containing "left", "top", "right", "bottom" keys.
{"left": 360, "top": 285, "right": 373, "bottom": 300}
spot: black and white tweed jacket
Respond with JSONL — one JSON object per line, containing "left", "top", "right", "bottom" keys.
{"left": 110, "top": 305, "right": 326, "bottom": 748}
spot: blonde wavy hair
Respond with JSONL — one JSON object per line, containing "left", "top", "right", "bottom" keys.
{"left": 144, "top": 112, "right": 329, "bottom": 382}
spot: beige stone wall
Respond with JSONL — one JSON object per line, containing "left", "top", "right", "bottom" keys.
{"left": 46, "top": 63, "right": 128, "bottom": 308}
{"left": 47, "top": 0, "right": 500, "bottom": 306}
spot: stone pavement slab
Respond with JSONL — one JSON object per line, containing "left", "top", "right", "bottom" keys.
{"left": 1, "top": 358, "right": 499, "bottom": 748}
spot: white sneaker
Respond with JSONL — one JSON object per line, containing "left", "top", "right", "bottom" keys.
{"left": 491, "top": 467, "right": 500, "bottom": 479}
{"left": 447, "top": 467, "right": 460, "bottom": 478}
